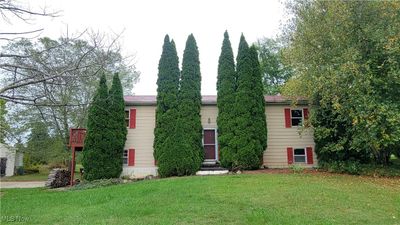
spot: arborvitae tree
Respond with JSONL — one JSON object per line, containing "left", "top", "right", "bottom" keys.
{"left": 173, "top": 34, "right": 203, "bottom": 175}
{"left": 216, "top": 31, "right": 237, "bottom": 168}
{"left": 153, "top": 35, "right": 181, "bottom": 177}
{"left": 229, "top": 35, "right": 266, "bottom": 170}
{"left": 249, "top": 45, "right": 268, "bottom": 160}
{"left": 83, "top": 73, "right": 114, "bottom": 181}
{"left": 108, "top": 73, "right": 128, "bottom": 178}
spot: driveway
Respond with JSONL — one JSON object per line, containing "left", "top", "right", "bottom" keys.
{"left": 0, "top": 181, "right": 45, "bottom": 188}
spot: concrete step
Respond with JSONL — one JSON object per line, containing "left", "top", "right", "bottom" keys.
{"left": 200, "top": 167, "right": 227, "bottom": 171}
{"left": 196, "top": 170, "right": 229, "bottom": 176}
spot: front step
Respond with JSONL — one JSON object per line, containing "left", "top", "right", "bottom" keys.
{"left": 196, "top": 170, "right": 229, "bottom": 176}
{"left": 197, "top": 161, "right": 229, "bottom": 175}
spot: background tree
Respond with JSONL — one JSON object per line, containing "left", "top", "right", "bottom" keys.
{"left": 153, "top": 35, "right": 180, "bottom": 177}
{"left": 25, "top": 121, "right": 51, "bottom": 164}
{"left": 216, "top": 31, "right": 237, "bottom": 168}
{"left": 1, "top": 35, "right": 139, "bottom": 150}
{"left": 107, "top": 73, "right": 127, "bottom": 179}
{"left": 82, "top": 73, "right": 114, "bottom": 180}
{"left": 0, "top": 99, "right": 8, "bottom": 143}
{"left": 282, "top": 0, "right": 400, "bottom": 165}
{"left": 255, "top": 37, "right": 293, "bottom": 95}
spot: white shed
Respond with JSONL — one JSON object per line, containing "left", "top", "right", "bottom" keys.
{"left": 0, "top": 143, "right": 23, "bottom": 177}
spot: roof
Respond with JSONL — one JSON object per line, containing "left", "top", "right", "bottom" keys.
{"left": 124, "top": 95, "right": 308, "bottom": 106}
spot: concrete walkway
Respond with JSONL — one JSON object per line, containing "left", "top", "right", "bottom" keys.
{"left": 0, "top": 181, "right": 45, "bottom": 188}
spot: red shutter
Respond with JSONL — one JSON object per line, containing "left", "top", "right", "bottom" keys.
{"left": 128, "top": 149, "right": 135, "bottom": 166}
{"left": 306, "top": 147, "right": 313, "bottom": 164}
{"left": 129, "top": 108, "right": 136, "bottom": 129}
{"left": 284, "top": 108, "right": 291, "bottom": 128}
{"left": 303, "top": 108, "right": 309, "bottom": 120}
{"left": 287, "top": 147, "right": 294, "bottom": 164}
{"left": 154, "top": 160, "right": 157, "bottom": 166}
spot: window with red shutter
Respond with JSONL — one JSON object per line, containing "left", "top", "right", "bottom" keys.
{"left": 129, "top": 108, "right": 136, "bottom": 129}
{"left": 128, "top": 149, "right": 135, "bottom": 166}
{"left": 287, "top": 147, "right": 294, "bottom": 164}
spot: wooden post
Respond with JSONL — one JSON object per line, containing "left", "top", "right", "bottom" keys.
{"left": 70, "top": 147, "right": 75, "bottom": 186}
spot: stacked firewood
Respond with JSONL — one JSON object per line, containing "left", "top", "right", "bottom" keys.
{"left": 45, "top": 168, "right": 70, "bottom": 188}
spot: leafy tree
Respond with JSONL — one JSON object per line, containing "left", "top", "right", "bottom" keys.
{"left": 228, "top": 35, "right": 267, "bottom": 170}
{"left": 25, "top": 121, "right": 52, "bottom": 164}
{"left": 282, "top": 0, "right": 400, "bottom": 164}
{"left": 216, "top": 31, "right": 237, "bottom": 168}
{"left": 107, "top": 73, "right": 127, "bottom": 178}
{"left": 0, "top": 99, "right": 8, "bottom": 143}
{"left": 255, "top": 38, "right": 293, "bottom": 95}
{"left": 153, "top": 35, "right": 181, "bottom": 177}
{"left": 1, "top": 35, "right": 139, "bottom": 150}
{"left": 83, "top": 73, "right": 114, "bottom": 180}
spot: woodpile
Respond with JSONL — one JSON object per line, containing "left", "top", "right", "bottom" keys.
{"left": 45, "top": 168, "right": 70, "bottom": 188}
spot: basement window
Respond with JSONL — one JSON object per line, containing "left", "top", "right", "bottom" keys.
{"left": 291, "top": 109, "right": 303, "bottom": 126}
{"left": 123, "top": 149, "right": 128, "bottom": 166}
{"left": 294, "top": 148, "right": 306, "bottom": 163}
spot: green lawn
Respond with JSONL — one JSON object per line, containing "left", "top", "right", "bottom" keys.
{"left": 0, "top": 172, "right": 48, "bottom": 181}
{"left": 0, "top": 167, "right": 50, "bottom": 182}
{"left": 1, "top": 173, "right": 399, "bottom": 225}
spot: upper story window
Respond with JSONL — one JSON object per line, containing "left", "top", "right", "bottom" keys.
{"left": 284, "top": 108, "right": 309, "bottom": 128}
{"left": 291, "top": 109, "right": 303, "bottom": 126}
{"left": 125, "top": 110, "right": 130, "bottom": 127}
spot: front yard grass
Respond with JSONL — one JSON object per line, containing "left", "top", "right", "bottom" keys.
{"left": 0, "top": 166, "right": 50, "bottom": 182}
{"left": 1, "top": 173, "right": 399, "bottom": 225}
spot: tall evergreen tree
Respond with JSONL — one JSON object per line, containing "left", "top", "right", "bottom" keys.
{"left": 249, "top": 45, "right": 268, "bottom": 159}
{"left": 153, "top": 35, "right": 181, "bottom": 177}
{"left": 216, "top": 31, "right": 237, "bottom": 168}
{"left": 174, "top": 34, "right": 203, "bottom": 175}
{"left": 108, "top": 73, "right": 127, "bottom": 178}
{"left": 83, "top": 73, "right": 114, "bottom": 181}
{"left": 229, "top": 35, "right": 266, "bottom": 170}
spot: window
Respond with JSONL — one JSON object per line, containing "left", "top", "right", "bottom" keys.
{"left": 291, "top": 109, "right": 303, "bottom": 126}
{"left": 294, "top": 148, "right": 306, "bottom": 163}
{"left": 123, "top": 150, "right": 128, "bottom": 165}
{"left": 125, "top": 110, "right": 129, "bottom": 127}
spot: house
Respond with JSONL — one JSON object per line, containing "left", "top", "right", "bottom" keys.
{"left": 0, "top": 143, "right": 23, "bottom": 177}
{"left": 122, "top": 95, "right": 316, "bottom": 178}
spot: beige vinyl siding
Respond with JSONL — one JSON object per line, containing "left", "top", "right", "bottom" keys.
{"left": 124, "top": 103, "right": 316, "bottom": 170}
{"left": 263, "top": 105, "right": 316, "bottom": 168}
{"left": 124, "top": 106, "right": 156, "bottom": 167}
{"left": 201, "top": 106, "right": 218, "bottom": 128}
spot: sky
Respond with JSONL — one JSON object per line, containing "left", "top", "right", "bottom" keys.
{"left": 3, "top": 0, "right": 287, "bottom": 95}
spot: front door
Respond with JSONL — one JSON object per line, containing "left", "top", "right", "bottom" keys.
{"left": 203, "top": 129, "right": 217, "bottom": 160}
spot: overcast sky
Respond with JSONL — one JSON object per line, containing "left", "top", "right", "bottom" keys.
{"left": 3, "top": 0, "right": 286, "bottom": 95}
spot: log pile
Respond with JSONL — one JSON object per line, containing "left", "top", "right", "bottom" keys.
{"left": 45, "top": 168, "right": 71, "bottom": 188}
